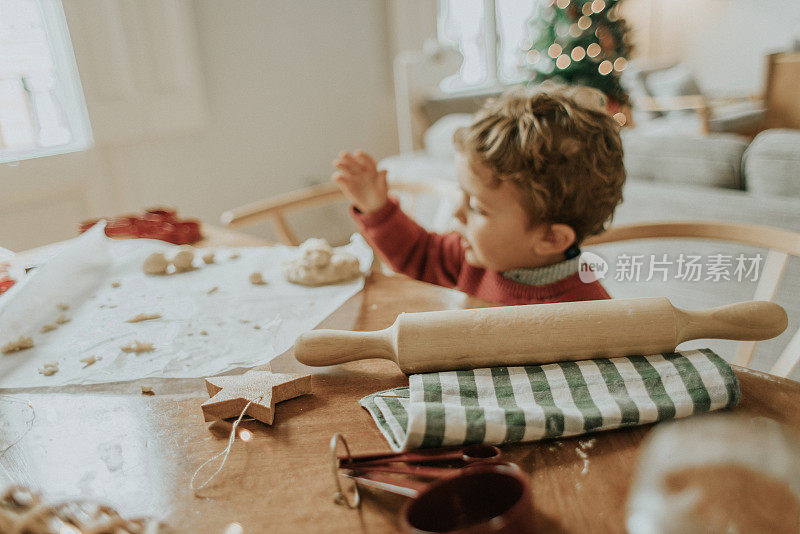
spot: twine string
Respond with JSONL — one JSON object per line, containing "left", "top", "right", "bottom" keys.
{"left": 190, "top": 398, "right": 258, "bottom": 495}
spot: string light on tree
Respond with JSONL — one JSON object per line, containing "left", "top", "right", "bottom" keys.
{"left": 571, "top": 46, "right": 586, "bottom": 61}
{"left": 524, "top": 0, "right": 632, "bottom": 112}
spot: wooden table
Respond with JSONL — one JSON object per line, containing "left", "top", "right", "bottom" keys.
{"left": 2, "top": 228, "right": 800, "bottom": 533}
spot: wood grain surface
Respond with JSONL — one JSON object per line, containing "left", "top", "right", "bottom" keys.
{"left": 1, "top": 228, "right": 799, "bottom": 533}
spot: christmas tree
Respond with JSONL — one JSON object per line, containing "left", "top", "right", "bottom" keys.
{"left": 524, "top": 0, "right": 632, "bottom": 107}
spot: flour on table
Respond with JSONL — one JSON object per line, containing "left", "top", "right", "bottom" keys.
{"left": 143, "top": 252, "right": 169, "bottom": 275}
{"left": 40, "top": 323, "right": 57, "bottom": 333}
{"left": 249, "top": 272, "right": 266, "bottom": 285}
{"left": 126, "top": 313, "right": 162, "bottom": 323}
{"left": 38, "top": 361, "right": 58, "bottom": 376}
{"left": 121, "top": 341, "right": 155, "bottom": 353}
{"left": 2, "top": 337, "right": 34, "bottom": 354}
{"left": 284, "top": 238, "right": 361, "bottom": 286}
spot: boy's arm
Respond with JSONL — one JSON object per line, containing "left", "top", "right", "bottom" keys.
{"left": 332, "top": 149, "right": 464, "bottom": 286}
{"left": 351, "top": 197, "right": 464, "bottom": 287}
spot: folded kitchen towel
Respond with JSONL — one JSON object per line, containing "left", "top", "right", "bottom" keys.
{"left": 360, "top": 349, "right": 739, "bottom": 451}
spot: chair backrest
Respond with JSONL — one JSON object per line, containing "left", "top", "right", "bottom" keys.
{"left": 584, "top": 220, "right": 800, "bottom": 378}
{"left": 220, "top": 180, "right": 460, "bottom": 247}
{"left": 764, "top": 51, "right": 800, "bottom": 130}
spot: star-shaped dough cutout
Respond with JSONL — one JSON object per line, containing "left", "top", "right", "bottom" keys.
{"left": 201, "top": 370, "right": 312, "bottom": 425}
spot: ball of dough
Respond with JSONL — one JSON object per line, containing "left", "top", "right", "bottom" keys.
{"left": 300, "top": 238, "right": 333, "bottom": 268}
{"left": 143, "top": 252, "right": 169, "bottom": 275}
{"left": 284, "top": 238, "right": 360, "bottom": 286}
{"left": 172, "top": 248, "right": 195, "bottom": 272}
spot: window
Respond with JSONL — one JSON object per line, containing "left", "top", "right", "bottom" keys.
{"left": 437, "top": 0, "right": 538, "bottom": 92}
{"left": 0, "top": 0, "right": 92, "bottom": 163}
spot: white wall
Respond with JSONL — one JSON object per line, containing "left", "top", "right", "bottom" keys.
{"left": 0, "top": 0, "right": 398, "bottom": 251}
{"left": 622, "top": 0, "right": 800, "bottom": 94}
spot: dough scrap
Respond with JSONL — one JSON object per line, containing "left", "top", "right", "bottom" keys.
{"left": 202, "top": 252, "right": 215, "bottom": 264}
{"left": 249, "top": 272, "right": 267, "bottom": 285}
{"left": 143, "top": 252, "right": 169, "bottom": 275}
{"left": 126, "top": 313, "right": 162, "bottom": 323}
{"left": 172, "top": 248, "right": 195, "bottom": 272}
{"left": 1, "top": 337, "right": 34, "bottom": 354}
{"left": 111, "top": 281, "right": 121, "bottom": 288}
{"left": 207, "top": 286, "right": 219, "bottom": 295}
{"left": 283, "top": 238, "right": 361, "bottom": 286}
{"left": 55, "top": 314, "right": 70, "bottom": 325}
{"left": 57, "top": 303, "right": 69, "bottom": 311}
{"left": 38, "top": 362, "right": 58, "bottom": 376}
{"left": 80, "top": 355, "right": 101, "bottom": 367}
{"left": 121, "top": 341, "right": 155, "bottom": 353}
{"left": 40, "top": 323, "right": 57, "bottom": 333}
{"left": 229, "top": 252, "right": 241, "bottom": 260}
{"left": 141, "top": 385, "right": 155, "bottom": 396}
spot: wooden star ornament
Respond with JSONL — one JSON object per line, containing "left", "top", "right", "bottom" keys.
{"left": 201, "top": 370, "right": 312, "bottom": 425}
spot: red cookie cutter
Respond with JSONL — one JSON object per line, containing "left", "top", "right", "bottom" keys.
{"left": 79, "top": 208, "right": 202, "bottom": 245}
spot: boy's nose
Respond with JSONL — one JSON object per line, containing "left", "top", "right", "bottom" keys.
{"left": 453, "top": 204, "right": 466, "bottom": 224}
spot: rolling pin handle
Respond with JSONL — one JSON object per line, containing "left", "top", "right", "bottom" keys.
{"left": 675, "top": 301, "right": 788, "bottom": 343}
{"left": 294, "top": 328, "right": 396, "bottom": 367}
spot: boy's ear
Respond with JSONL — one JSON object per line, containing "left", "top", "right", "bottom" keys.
{"left": 532, "top": 223, "right": 576, "bottom": 256}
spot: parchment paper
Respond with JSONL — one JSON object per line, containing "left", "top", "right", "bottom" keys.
{"left": 0, "top": 224, "right": 372, "bottom": 388}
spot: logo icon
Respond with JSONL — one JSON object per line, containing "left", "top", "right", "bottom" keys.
{"left": 579, "top": 251, "right": 608, "bottom": 283}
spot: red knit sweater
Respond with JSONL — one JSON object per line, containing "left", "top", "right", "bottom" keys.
{"left": 352, "top": 198, "right": 611, "bottom": 305}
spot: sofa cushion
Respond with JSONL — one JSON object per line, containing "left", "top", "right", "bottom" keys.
{"left": 621, "top": 130, "right": 748, "bottom": 189}
{"left": 743, "top": 129, "right": 800, "bottom": 197}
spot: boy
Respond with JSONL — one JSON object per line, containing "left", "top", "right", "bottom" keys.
{"left": 332, "top": 85, "right": 625, "bottom": 305}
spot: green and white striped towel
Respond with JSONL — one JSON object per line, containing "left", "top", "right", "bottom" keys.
{"left": 360, "top": 349, "right": 739, "bottom": 451}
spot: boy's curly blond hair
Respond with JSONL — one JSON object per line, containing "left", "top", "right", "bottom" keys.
{"left": 453, "top": 84, "right": 625, "bottom": 242}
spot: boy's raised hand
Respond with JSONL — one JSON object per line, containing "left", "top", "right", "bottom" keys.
{"left": 332, "top": 150, "right": 389, "bottom": 214}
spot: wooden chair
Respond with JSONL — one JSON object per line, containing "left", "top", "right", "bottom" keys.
{"left": 584, "top": 221, "right": 800, "bottom": 378}
{"left": 220, "top": 180, "right": 460, "bottom": 246}
{"left": 764, "top": 50, "right": 800, "bottom": 130}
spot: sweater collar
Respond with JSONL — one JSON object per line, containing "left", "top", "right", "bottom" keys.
{"left": 501, "top": 256, "right": 582, "bottom": 286}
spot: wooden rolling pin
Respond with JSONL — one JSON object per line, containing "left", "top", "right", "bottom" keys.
{"left": 294, "top": 297, "right": 788, "bottom": 373}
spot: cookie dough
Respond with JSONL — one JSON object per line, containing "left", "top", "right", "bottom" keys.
{"left": 38, "top": 362, "right": 58, "bottom": 376}
{"left": 249, "top": 272, "right": 267, "bottom": 285}
{"left": 172, "top": 248, "right": 195, "bottom": 272}
{"left": 80, "top": 355, "right": 101, "bottom": 367}
{"left": 283, "top": 238, "right": 360, "bottom": 286}
{"left": 202, "top": 252, "right": 215, "bottom": 264}
{"left": 121, "top": 341, "right": 155, "bottom": 353}
{"left": 126, "top": 313, "right": 162, "bottom": 323}
{"left": 40, "top": 323, "right": 57, "bottom": 333}
{"left": 1, "top": 336, "right": 34, "bottom": 354}
{"left": 143, "top": 252, "right": 169, "bottom": 275}
{"left": 111, "top": 281, "right": 121, "bottom": 288}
